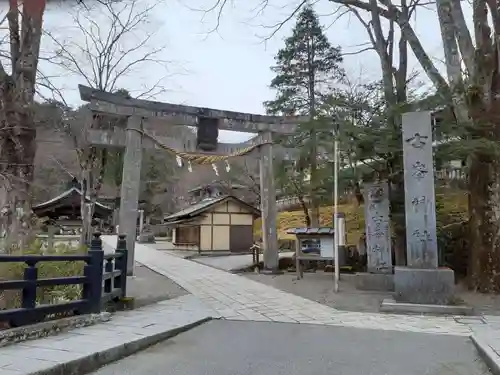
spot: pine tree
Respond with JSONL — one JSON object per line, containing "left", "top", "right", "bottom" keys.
{"left": 265, "top": 5, "right": 344, "bottom": 226}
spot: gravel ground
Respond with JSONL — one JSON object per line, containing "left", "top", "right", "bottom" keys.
{"left": 245, "top": 271, "right": 500, "bottom": 315}
{"left": 90, "top": 320, "right": 489, "bottom": 375}
{"left": 456, "top": 285, "right": 500, "bottom": 316}
{"left": 126, "top": 263, "right": 188, "bottom": 307}
{"left": 245, "top": 272, "right": 390, "bottom": 313}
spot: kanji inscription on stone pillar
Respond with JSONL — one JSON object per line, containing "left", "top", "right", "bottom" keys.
{"left": 402, "top": 111, "right": 438, "bottom": 268}
{"left": 363, "top": 181, "right": 392, "bottom": 274}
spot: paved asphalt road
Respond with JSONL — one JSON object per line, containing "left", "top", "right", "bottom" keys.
{"left": 91, "top": 320, "right": 490, "bottom": 375}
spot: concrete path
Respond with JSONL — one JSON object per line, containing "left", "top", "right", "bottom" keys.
{"left": 0, "top": 295, "right": 215, "bottom": 375}
{"left": 101, "top": 236, "right": 472, "bottom": 336}
{"left": 5, "top": 236, "right": 497, "bottom": 374}
{"left": 101, "top": 236, "right": 500, "bottom": 371}
{"left": 102, "top": 240, "right": 115, "bottom": 254}
{"left": 150, "top": 239, "right": 292, "bottom": 272}
{"left": 91, "top": 320, "right": 489, "bottom": 375}
{"left": 193, "top": 252, "right": 294, "bottom": 272}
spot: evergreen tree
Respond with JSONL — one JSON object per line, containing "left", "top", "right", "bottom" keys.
{"left": 265, "top": 5, "right": 344, "bottom": 226}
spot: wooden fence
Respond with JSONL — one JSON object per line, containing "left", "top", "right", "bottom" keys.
{"left": 0, "top": 233, "right": 127, "bottom": 328}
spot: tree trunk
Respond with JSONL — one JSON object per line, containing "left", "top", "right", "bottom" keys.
{"left": 468, "top": 149, "right": 500, "bottom": 291}
{"left": 79, "top": 145, "right": 98, "bottom": 245}
{"left": 467, "top": 75, "right": 500, "bottom": 290}
{"left": 0, "top": 85, "right": 36, "bottom": 252}
{"left": 0, "top": 0, "right": 46, "bottom": 252}
{"left": 298, "top": 194, "right": 312, "bottom": 227}
{"left": 87, "top": 148, "right": 107, "bottom": 240}
{"left": 308, "top": 28, "right": 319, "bottom": 227}
{"left": 309, "top": 130, "right": 320, "bottom": 227}
{"left": 351, "top": 0, "right": 409, "bottom": 266}
{"left": 388, "top": 163, "right": 406, "bottom": 266}
{"left": 80, "top": 167, "right": 92, "bottom": 245}
{"left": 79, "top": 121, "right": 109, "bottom": 245}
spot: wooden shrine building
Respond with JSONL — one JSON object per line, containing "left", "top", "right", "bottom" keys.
{"left": 164, "top": 195, "right": 260, "bottom": 253}
{"left": 33, "top": 178, "right": 113, "bottom": 228}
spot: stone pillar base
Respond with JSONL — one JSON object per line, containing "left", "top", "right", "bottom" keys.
{"left": 394, "top": 266, "right": 455, "bottom": 305}
{"left": 138, "top": 232, "right": 155, "bottom": 243}
{"left": 355, "top": 273, "right": 394, "bottom": 292}
{"left": 260, "top": 268, "right": 284, "bottom": 275}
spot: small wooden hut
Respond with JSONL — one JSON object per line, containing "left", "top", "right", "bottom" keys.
{"left": 164, "top": 195, "right": 260, "bottom": 253}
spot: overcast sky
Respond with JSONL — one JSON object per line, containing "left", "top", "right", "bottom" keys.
{"left": 35, "top": 0, "right": 466, "bottom": 142}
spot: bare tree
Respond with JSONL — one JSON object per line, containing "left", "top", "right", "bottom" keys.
{"left": 326, "top": 0, "right": 500, "bottom": 291}
{"left": 218, "top": 157, "right": 261, "bottom": 206}
{"left": 40, "top": 0, "right": 171, "bottom": 244}
{"left": 336, "top": 0, "right": 423, "bottom": 266}
{"left": 200, "top": 0, "right": 500, "bottom": 291}
{"left": 0, "top": 1, "right": 47, "bottom": 251}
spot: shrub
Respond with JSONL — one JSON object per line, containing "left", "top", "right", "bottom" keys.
{"left": 434, "top": 190, "right": 469, "bottom": 277}
{"left": 0, "top": 241, "right": 87, "bottom": 310}
{"left": 437, "top": 221, "right": 469, "bottom": 278}
{"left": 258, "top": 188, "right": 468, "bottom": 244}
{"left": 254, "top": 203, "right": 365, "bottom": 244}
{"left": 254, "top": 188, "right": 470, "bottom": 275}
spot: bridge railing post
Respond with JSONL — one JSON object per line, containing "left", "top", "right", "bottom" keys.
{"left": 114, "top": 234, "right": 128, "bottom": 299}
{"left": 87, "top": 232, "right": 104, "bottom": 313}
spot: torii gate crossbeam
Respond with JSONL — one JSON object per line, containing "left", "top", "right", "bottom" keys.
{"left": 78, "top": 85, "right": 304, "bottom": 275}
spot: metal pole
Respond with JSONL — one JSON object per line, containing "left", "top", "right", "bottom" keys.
{"left": 334, "top": 137, "right": 340, "bottom": 293}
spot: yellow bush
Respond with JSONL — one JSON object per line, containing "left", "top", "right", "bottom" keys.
{"left": 436, "top": 190, "right": 468, "bottom": 226}
{"left": 0, "top": 241, "right": 87, "bottom": 309}
{"left": 255, "top": 189, "right": 468, "bottom": 246}
{"left": 255, "top": 203, "right": 364, "bottom": 244}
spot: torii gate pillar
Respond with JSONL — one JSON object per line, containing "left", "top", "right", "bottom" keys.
{"left": 259, "top": 131, "right": 280, "bottom": 272}
{"left": 77, "top": 84, "right": 305, "bottom": 274}
{"left": 119, "top": 115, "right": 143, "bottom": 275}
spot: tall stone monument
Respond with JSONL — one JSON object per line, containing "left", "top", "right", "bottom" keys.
{"left": 356, "top": 181, "right": 394, "bottom": 292}
{"left": 363, "top": 181, "right": 392, "bottom": 274}
{"left": 395, "top": 111, "right": 454, "bottom": 304}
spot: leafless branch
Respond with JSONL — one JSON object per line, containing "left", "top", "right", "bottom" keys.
{"left": 181, "top": 0, "right": 231, "bottom": 35}
{"left": 320, "top": 6, "right": 352, "bottom": 30}
{"left": 35, "top": 0, "right": 176, "bottom": 242}
{"left": 133, "top": 77, "right": 169, "bottom": 100}
{"left": 36, "top": 69, "right": 69, "bottom": 107}
{"left": 40, "top": 0, "right": 170, "bottom": 95}
{"left": 256, "top": 0, "right": 308, "bottom": 41}
{"left": 185, "top": 0, "right": 310, "bottom": 42}
{"left": 341, "top": 46, "right": 374, "bottom": 56}
{"left": 48, "top": 156, "right": 75, "bottom": 179}
{"left": 7, "top": 0, "right": 19, "bottom": 77}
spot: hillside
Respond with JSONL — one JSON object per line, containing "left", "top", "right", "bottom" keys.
{"left": 255, "top": 189, "right": 468, "bottom": 245}
{"left": 34, "top": 120, "right": 261, "bottom": 216}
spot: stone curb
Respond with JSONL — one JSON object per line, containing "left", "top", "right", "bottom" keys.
{"left": 380, "top": 298, "right": 475, "bottom": 316}
{"left": 471, "top": 334, "right": 500, "bottom": 375}
{"left": 0, "top": 313, "right": 111, "bottom": 349}
{"left": 28, "top": 316, "right": 213, "bottom": 375}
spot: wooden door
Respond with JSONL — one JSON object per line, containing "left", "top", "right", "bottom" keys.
{"left": 230, "top": 225, "right": 253, "bottom": 253}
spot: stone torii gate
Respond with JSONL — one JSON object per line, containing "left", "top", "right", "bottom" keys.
{"left": 78, "top": 85, "right": 304, "bottom": 274}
